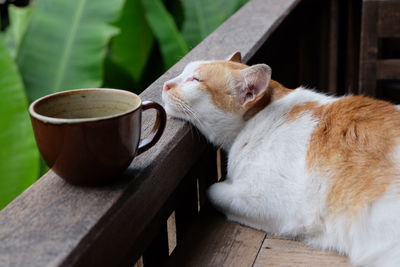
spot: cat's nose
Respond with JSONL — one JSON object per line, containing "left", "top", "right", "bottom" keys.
{"left": 163, "top": 82, "right": 176, "bottom": 91}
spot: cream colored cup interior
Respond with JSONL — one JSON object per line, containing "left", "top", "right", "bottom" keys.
{"left": 33, "top": 89, "right": 141, "bottom": 120}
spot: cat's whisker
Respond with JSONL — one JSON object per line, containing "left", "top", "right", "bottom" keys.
{"left": 175, "top": 103, "right": 210, "bottom": 140}
{"left": 167, "top": 93, "right": 207, "bottom": 131}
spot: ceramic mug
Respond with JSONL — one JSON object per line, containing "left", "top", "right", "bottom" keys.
{"left": 29, "top": 88, "right": 166, "bottom": 185}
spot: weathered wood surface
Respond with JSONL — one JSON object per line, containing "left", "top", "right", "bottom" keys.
{"left": 359, "top": 0, "right": 378, "bottom": 96}
{"left": 377, "top": 59, "right": 400, "bottom": 80}
{"left": 359, "top": 0, "right": 400, "bottom": 96}
{"left": 344, "top": 0, "right": 362, "bottom": 94}
{"left": 166, "top": 209, "right": 266, "bottom": 267}
{"left": 327, "top": 0, "right": 339, "bottom": 94}
{"left": 376, "top": 0, "right": 400, "bottom": 38}
{"left": 253, "top": 235, "right": 352, "bottom": 266}
{"left": 167, "top": 208, "right": 352, "bottom": 267}
{"left": 0, "top": 0, "right": 301, "bottom": 266}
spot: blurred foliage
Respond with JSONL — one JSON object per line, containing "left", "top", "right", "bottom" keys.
{"left": 181, "top": 0, "right": 245, "bottom": 47}
{"left": 142, "top": 0, "right": 188, "bottom": 68}
{"left": 0, "top": 36, "right": 38, "bottom": 209}
{"left": 111, "top": 0, "right": 153, "bottom": 82}
{"left": 0, "top": 0, "right": 247, "bottom": 209}
{"left": 3, "top": 5, "right": 31, "bottom": 57}
{"left": 17, "top": 0, "right": 125, "bottom": 102}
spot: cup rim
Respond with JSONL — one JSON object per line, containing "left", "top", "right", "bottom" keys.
{"left": 29, "top": 88, "right": 141, "bottom": 124}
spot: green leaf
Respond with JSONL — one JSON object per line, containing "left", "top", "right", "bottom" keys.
{"left": 181, "top": 0, "right": 247, "bottom": 47}
{"left": 4, "top": 5, "right": 32, "bottom": 58}
{"left": 0, "top": 37, "right": 39, "bottom": 210}
{"left": 111, "top": 0, "right": 153, "bottom": 82}
{"left": 142, "top": 0, "right": 188, "bottom": 68}
{"left": 17, "top": 0, "right": 125, "bottom": 103}
{"left": 102, "top": 55, "right": 137, "bottom": 92}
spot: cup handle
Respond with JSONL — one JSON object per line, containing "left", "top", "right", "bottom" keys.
{"left": 137, "top": 100, "right": 167, "bottom": 155}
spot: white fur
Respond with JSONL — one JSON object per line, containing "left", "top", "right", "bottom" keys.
{"left": 162, "top": 61, "right": 400, "bottom": 267}
{"left": 162, "top": 61, "right": 244, "bottom": 150}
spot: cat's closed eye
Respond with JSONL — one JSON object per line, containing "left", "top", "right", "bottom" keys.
{"left": 187, "top": 77, "right": 202, "bottom": 82}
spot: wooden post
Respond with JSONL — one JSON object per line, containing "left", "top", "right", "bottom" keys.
{"left": 359, "top": 0, "right": 379, "bottom": 96}
{"left": 143, "top": 223, "right": 170, "bottom": 267}
{"left": 174, "top": 145, "right": 218, "bottom": 242}
{"left": 327, "top": 0, "right": 339, "bottom": 94}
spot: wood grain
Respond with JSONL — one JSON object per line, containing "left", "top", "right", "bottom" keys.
{"left": 253, "top": 235, "right": 352, "bottom": 267}
{"left": 143, "top": 222, "right": 169, "bottom": 267}
{"left": 377, "top": 1, "right": 400, "bottom": 38}
{"left": 358, "top": 0, "right": 378, "bottom": 96}
{"left": 359, "top": 0, "right": 400, "bottom": 96}
{"left": 376, "top": 59, "right": 400, "bottom": 80}
{"left": 0, "top": 0, "right": 301, "bottom": 266}
{"left": 174, "top": 146, "right": 217, "bottom": 242}
{"left": 327, "top": 0, "right": 339, "bottom": 94}
{"left": 166, "top": 209, "right": 266, "bottom": 267}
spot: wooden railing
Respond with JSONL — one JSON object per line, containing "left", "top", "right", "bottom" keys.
{"left": 0, "top": 0, "right": 343, "bottom": 266}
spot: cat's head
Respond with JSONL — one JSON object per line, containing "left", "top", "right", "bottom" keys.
{"left": 161, "top": 52, "right": 272, "bottom": 148}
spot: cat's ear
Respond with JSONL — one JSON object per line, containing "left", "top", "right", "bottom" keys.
{"left": 237, "top": 64, "right": 271, "bottom": 107}
{"left": 226, "top": 52, "right": 242, "bottom": 63}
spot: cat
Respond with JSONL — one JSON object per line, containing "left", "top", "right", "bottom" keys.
{"left": 161, "top": 52, "right": 400, "bottom": 267}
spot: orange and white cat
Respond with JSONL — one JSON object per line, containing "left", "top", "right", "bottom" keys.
{"left": 162, "top": 52, "right": 400, "bottom": 267}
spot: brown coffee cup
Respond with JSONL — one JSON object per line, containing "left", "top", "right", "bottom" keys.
{"left": 29, "top": 88, "right": 166, "bottom": 185}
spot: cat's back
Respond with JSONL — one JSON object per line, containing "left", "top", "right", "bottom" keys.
{"left": 299, "top": 95, "right": 400, "bottom": 265}
{"left": 303, "top": 95, "right": 400, "bottom": 216}
{"left": 230, "top": 89, "right": 400, "bottom": 215}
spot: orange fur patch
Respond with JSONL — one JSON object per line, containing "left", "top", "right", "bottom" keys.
{"left": 197, "top": 61, "right": 248, "bottom": 114}
{"left": 305, "top": 96, "right": 400, "bottom": 217}
{"left": 288, "top": 101, "right": 321, "bottom": 121}
{"left": 197, "top": 62, "right": 292, "bottom": 118}
{"left": 270, "top": 80, "right": 293, "bottom": 101}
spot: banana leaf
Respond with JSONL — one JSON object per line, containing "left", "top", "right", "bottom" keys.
{"left": 181, "top": 0, "right": 247, "bottom": 47}
{"left": 0, "top": 37, "right": 38, "bottom": 210}
{"left": 17, "top": 0, "right": 125, "bottom": 103}
{"left": 4, "top": 5, "right": 32, "bottom": 58}
{"left": 111, "top": 0, "right": 153, "bottom": 82}
{"left": 141, "top": 0, "right": 188, "bottom": 68}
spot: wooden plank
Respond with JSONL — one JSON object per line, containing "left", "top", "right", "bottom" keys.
{"left": 377, "top": 1, "right": 400, "bottom": 38}
{"left": 0, "top": 0, "right": 302, "bottom": 266}
{"left": 142, "top": 222, "right": 169, "bottom": 267}
{"left": 174, "top": 145, "right": 218, "bottom": 245}
{"left": 196, "top": 147, "right": 218, "bottom": 211}
{"left": 358, "top": 0, "right": 379, "bottom": 96}
{"left": 167, "top": 211, "right": 177, "bottom": 254}
{"left": 317, "top": 0, "right": 339, "bottom": 94}
{"left": 327, "top": 0, "right": 339, "bottom": 94}
{"left": 254, "top": 235, "right": 352, "bottom": 267}
{"left": 133, "top": 257, "right": 144, "bottom": 267}
{"left": 174, "top": 169, "right": 200, "bottom": 242}
{"left": 377, "top": 59, "right": 400, "bottom": 80}
{"left": 0, "top": 134, "right": 207, "bottom": 267}
{"left": 166, "top": 208, "right": 266, "bottom": 267}
{"left": 217, "top": 148, "right": 228, "bottom": 181}
{"left": 344, "top": 0, "right": 362, "bottom": 94}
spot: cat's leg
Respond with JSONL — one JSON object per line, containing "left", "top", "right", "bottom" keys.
{"left": 353, "top": 245, "right": 400, "bottom": 267}
{"left": 349, "top": 223, "right": 400, "bottom": 267}
{"left": 207, "top": 181, "right": 235, "bottom": 212}
{"left": 207, "top": 181, "right": 268, "bottom": 231}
